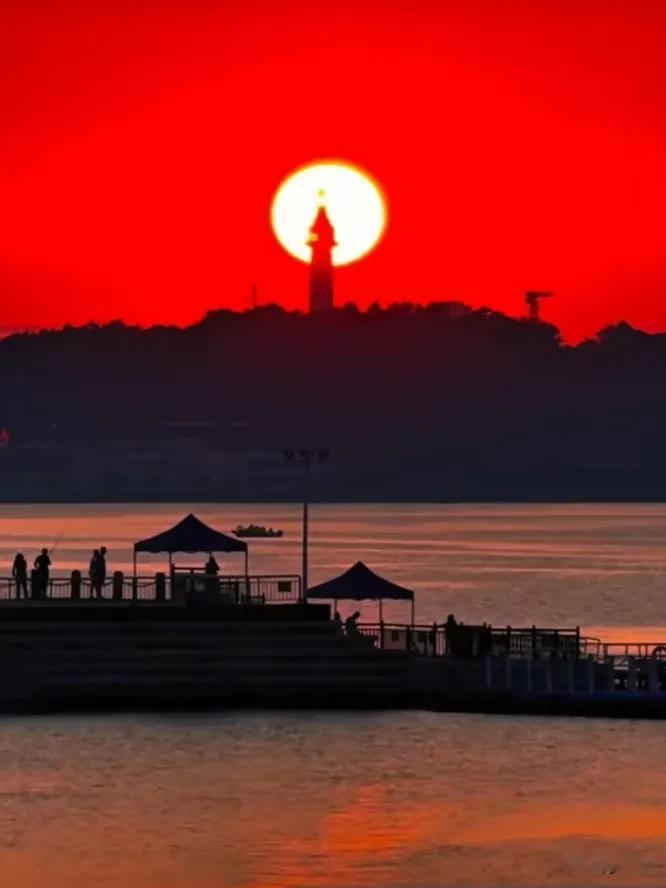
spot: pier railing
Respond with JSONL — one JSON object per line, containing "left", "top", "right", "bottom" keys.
{"left": 359, "top": 623, "right": 666, "bottom": 663}
{"left": 0, "top": 572, "right": 301, "bottom": 604}
{"left": 355, "top": 622, "right": 666, "bottom": 696}
{"left": 583, "top": 640, "right": 666, "bottom": 661}
{"left": 358, "top": 622, "right": 584, "bottom": 659}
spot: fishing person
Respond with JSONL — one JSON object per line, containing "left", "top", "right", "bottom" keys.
{"left": 33, "top": 548, "right": 51, "bottom": 599}
{"left": 12, "top": 552, "right": 28, "bottom": 600}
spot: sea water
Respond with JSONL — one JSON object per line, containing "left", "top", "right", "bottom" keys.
{"left": 0, "top": 503, "right": 665, "bottom": 886}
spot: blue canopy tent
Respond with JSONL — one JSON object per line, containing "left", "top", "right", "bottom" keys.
{"left": 307, "top": 561, "right": 415, "bottom": 625}
{"left": 133, "top": 513, "right": 248, "bottom": 577}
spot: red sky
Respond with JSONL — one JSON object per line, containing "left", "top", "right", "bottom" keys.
{"left": 0, "top": 0, "right": 664, "bottom": 341}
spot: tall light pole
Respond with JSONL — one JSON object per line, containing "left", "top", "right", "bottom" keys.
{"left": 282, "top": 448, "right": 330, "bottom": 603}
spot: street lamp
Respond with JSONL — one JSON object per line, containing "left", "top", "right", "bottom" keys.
{"left": 282, "top": 448, "right": 330, "bottom": 603}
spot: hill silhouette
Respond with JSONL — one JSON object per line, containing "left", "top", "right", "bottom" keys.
{"left": 0, "top": 303, "right": 664, "bottom": 502}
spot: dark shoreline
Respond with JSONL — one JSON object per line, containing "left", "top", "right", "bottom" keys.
{"left": 3, "top": 694, "right": 666, "bottom": 721}
{"left": 1, "top": 497, "right": 666, "bottom": 506}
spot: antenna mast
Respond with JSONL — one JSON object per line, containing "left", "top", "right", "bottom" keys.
{"left": 525, "top": 291, "right": 554, "bottom": 323}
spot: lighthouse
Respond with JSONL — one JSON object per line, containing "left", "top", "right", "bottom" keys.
{"left": 307, "top": 192, "right": 336, "bottom": 313}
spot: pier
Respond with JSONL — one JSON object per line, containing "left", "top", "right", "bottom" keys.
{"left": 0, "top": 581, "right": 663, "bottom": 716}
{"left": 0, "top": 512, "right": 665, "bottom": 718}
{"left": 357, "top": 622, "right": 666, "bottom": 714}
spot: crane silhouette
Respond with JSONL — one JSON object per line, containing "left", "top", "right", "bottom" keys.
{"left": 525, "top": 291, "right": 554, "bottom": 323}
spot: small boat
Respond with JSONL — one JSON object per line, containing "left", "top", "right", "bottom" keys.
{"left": 233, "top": 524, "right": 284, "bottom": 538}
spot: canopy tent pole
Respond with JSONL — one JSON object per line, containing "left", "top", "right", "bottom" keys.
{"left": 168, "top": 552, "right": 173, "bottom": 599}
{"left": 132, "top": 549, "right": 137, "bottom": 601}
{"left": 302, "top": 458, "right": 310, "bottom": 604}
{"left": 245, "top": 549, "right": 249, "bottom": 604}
{"left": 411, "top": 597, "right": 415, "bottom": 628}
{"left": 379, "top": 597, "right": 384, "bottom": 650}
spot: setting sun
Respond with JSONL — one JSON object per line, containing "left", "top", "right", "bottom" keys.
{"left": 270, "top": 161, "right": 387, "bottom": 266}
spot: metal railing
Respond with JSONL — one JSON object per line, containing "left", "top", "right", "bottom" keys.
{"left": 355, "top": 622, "right": 588, "bottom": 659}
{"left": 0, "top": 573, "right": 301, "bottom": 604}
{"left": 599, "top": 642, "right": 666, "bottom": 661}
{"left": 355, "top": 623, "right": 438, "bottom": 654}
{"left": 171, "top": 570, "right": 301, "bottom": 604}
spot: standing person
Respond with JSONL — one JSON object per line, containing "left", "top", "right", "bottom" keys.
{"left": 443, "top": 614, "right": 459, "bottom": 656}
{"left": 204, "top": 554, "right": 219, "bottom": 577}
{"left": 98, "top": 546, "right": 108, "bottom": 598}
{"left": 12, "top": 552, "right": 28, "bottom": 600}
{"left": 34, "top": 548, "right": 51, "bottom": 599}
{"left": 89, "top": 549, "right": 102, "bottom": 599}
{"left": 204, "top": 554, "right": 219, "bottom": 596}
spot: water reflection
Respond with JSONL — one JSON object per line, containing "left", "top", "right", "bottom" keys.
{"left": 0, "top": 712, "right": 665, "bottom": 886}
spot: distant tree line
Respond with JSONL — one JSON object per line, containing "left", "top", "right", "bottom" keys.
{"left": 0, "top": 303, "right": 665, "bottom": 500}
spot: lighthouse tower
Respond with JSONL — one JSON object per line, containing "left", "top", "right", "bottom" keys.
{"left": 307, "top": 192, "right": 336, "bottom": 313}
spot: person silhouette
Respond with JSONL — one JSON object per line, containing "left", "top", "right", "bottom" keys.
{"left": 12, "top": 553, "right": 27, "bottom": 600}
{"left": 89, "top": 549, "right": 102, "bottom": 599}
{"left": 204, "top": 554, "right": 220, "bottom": 596}
{"left": 444, "top": 614, "right": 459, "bottom": 656}
{"left": 34, "top": 548, "right": 51, "bottom": 599}
{"left": 98, "top": 546, "right": 108, "bottom": 596}
{"left": 205, "top": 554, "right": 219, "bottom": 576}
{"left": 345, "top": 610, "right": 362, "bottom": 638}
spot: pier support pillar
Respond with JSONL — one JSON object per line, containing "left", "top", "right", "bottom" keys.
{"left": 606, "top": 658, "right": 615, "bottom": 692}
{"left": 628, "top": 659, "right": 637, "bottom": 692}
{"left": 545, "top": 660, "right": 553, "bottom": 694}
{"left": 526, "top": 657, "right": 532, "bottom": 694}
{"left": 587, "top": 657, "right": 594, "bottom": 693}
{"left": 649, "top": 659, "right": 659, "bottom": 693}
{"left": 505, "top": 656, "right": 511, "bottom": 691}
{"left": 155, "top": 572, "right": 166, "bottom": 602}
{"left": 112, "top": 571, "right": 123, "bottom": 601}
{"left": 485, "top": 656, "right": 492, "bottom": 691}
{"left": 567, "top": 659, "right": 574, "bottom": 694}
{"left": 70, "top": 570, "right": 81, "bottom": 601}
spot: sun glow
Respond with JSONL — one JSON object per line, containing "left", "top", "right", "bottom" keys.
{"left": 270, "top": 161, "right": 387, "bottom": 266}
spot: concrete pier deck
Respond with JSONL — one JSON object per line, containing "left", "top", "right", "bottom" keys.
{"left": 0, "top": 596, "right": 664, "bottom": 718}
